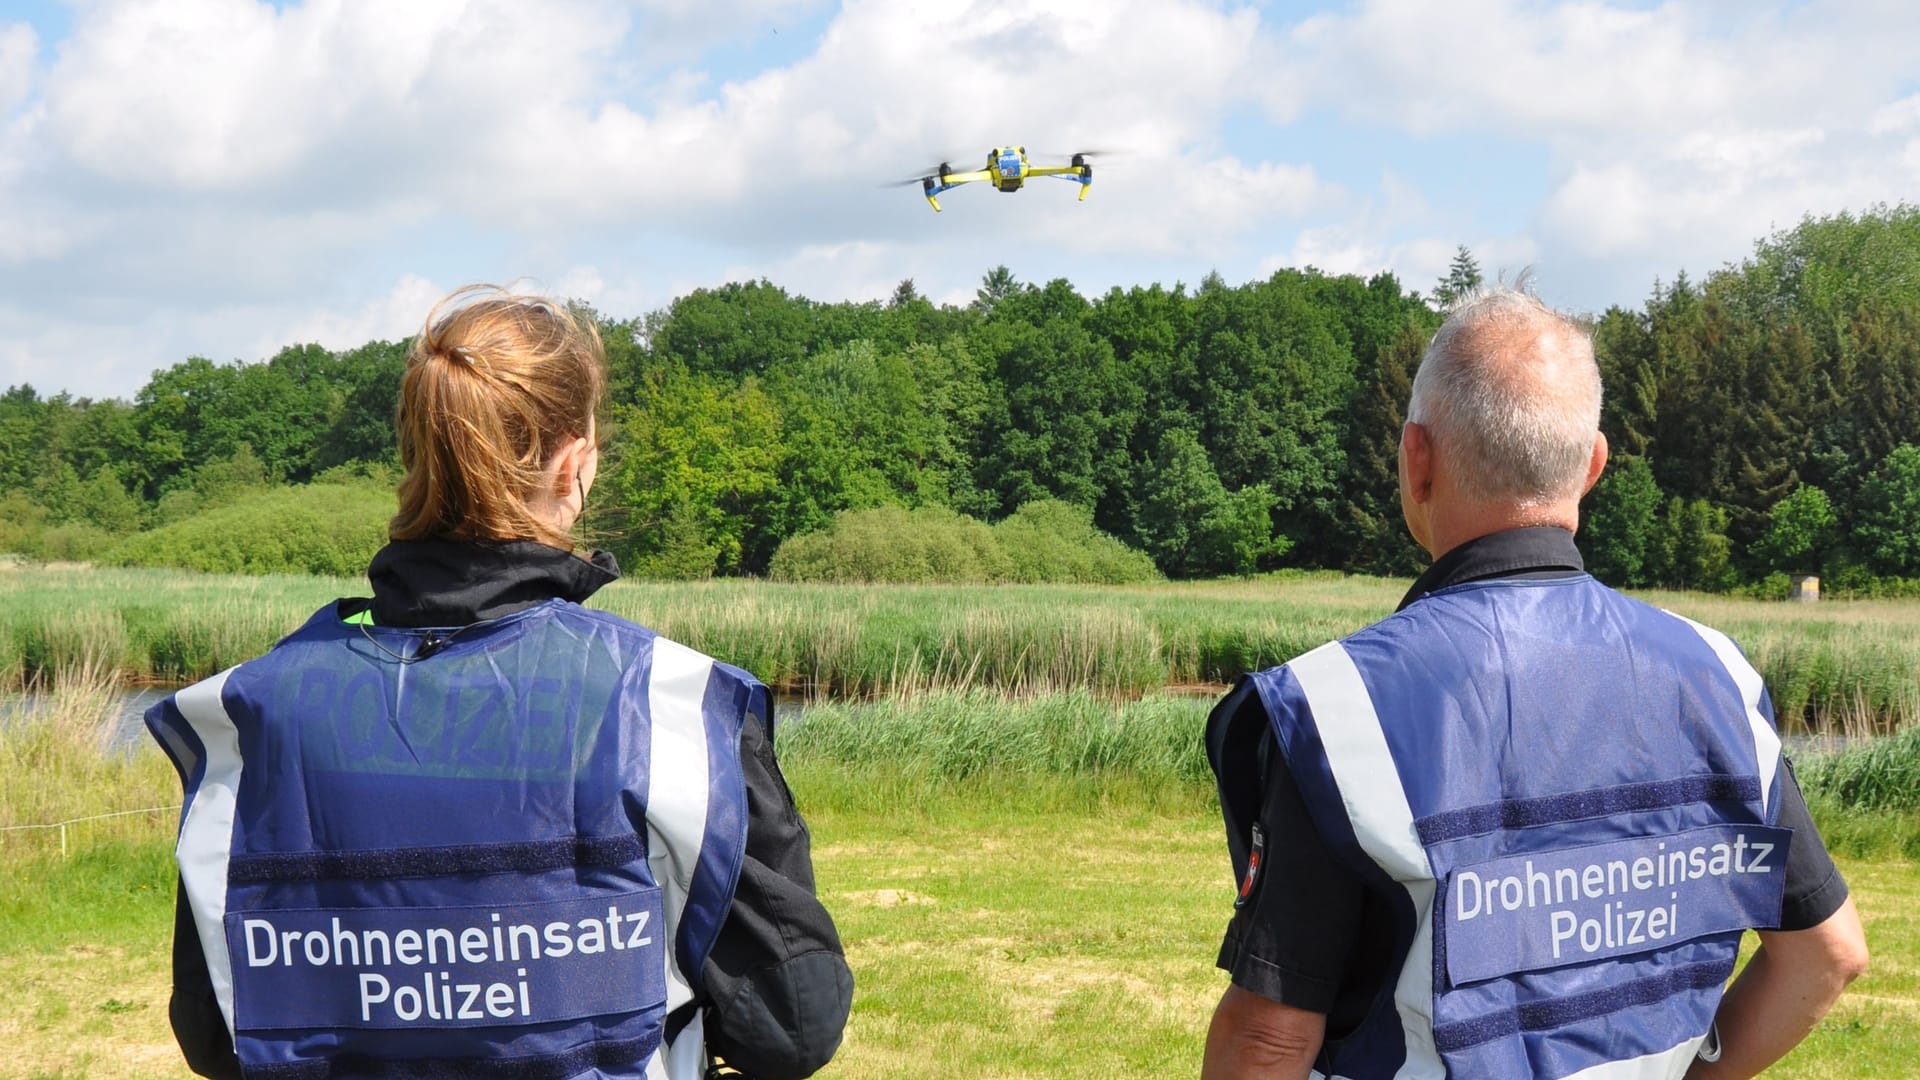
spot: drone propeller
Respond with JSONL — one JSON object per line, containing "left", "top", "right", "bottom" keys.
{"left": 883, "top": 156, "right": 969, "bottom": 186}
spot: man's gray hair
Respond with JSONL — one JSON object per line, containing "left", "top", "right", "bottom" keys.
{"left": 1407, "top": 275, "right": 1602, "bottom": 506}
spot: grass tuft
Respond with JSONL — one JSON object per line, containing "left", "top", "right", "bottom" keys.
{"left": 0, "top": 659, "right": 181, "bottom": 857}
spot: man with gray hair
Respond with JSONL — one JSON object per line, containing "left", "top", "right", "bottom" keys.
{"left": 1201, "top": 281, "right": 1867, "bottom": 1079}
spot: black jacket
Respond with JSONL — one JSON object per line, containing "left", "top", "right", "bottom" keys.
{"left": 169, "top": 539, "right": 852, "bottom": 1080}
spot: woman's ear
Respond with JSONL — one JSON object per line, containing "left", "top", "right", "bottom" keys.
{"left": 548, "top": 435, "right": 592, "bottom": 495}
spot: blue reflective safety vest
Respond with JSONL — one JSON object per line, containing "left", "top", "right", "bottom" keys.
{"left": 1236, "top": 575, "right": 1786, "bottom": 1080}
{"left": 146, "top": 599, "right": 756, "bottom": 1080}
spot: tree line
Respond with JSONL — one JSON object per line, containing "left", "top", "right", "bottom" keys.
{"left": 4, "top": 204, "right": 1919, "bottom": 590}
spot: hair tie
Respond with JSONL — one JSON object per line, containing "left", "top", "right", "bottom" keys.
{"left": 447, "top": 346, "right": 490, "bottom": 375}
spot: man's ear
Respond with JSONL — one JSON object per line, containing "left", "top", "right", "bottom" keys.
{"left": 1580, "top": 431, "right": 1609, "bottom": 497}
{"left": 1401, "top": 422, "right": 1434, "bottom": 504}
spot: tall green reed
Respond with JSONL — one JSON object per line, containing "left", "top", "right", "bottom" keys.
{"left": 8, "top": 567, "right": 1920, "bottom": 734}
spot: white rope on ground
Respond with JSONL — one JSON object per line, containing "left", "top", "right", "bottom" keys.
{"left": 0, "top": 805, "right": 181, "bottom": 832}
{"left": 0, "top": 804, "right": 181, "bottom": 858}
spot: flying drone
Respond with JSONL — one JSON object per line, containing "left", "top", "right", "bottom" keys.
{"left": 895, "top": 147, "right": 1100, "bottom": 212}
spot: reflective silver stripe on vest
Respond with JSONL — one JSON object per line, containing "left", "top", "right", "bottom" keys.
{"left": 173, "top": 667, "right": 243, "bottom": 1039}
{"left": 1289, "top": 641, "right": 1445, "bottom": 1080}
{"left": 1560, "top": 1035, "right": 1709, "bottom": 1079}
{"left": 1669, "top": 613, "right": 1780, "bottom": 817}
{"left": 644, "top": 637, "right": 717, "bottom": 1079}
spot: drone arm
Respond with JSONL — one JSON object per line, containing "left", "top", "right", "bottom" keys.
{"left": 1036, "top": 168, "right": 1092, "bottom": 200}
{"left": 920, "top": 170, "right": 993, "bottom": 212}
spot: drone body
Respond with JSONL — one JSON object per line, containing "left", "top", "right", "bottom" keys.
{"left": 910, "top": 146, "right": 1094, "bottom": 211}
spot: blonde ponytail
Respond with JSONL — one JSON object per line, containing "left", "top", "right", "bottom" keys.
{"left": 390, "top": 285, "right": 605, "bottom": 549}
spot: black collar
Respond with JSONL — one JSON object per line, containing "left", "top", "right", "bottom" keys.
{"left": 363, "top": 539, "right": 620, "bottom": 627}
{"left": 1396, "top": 526, "right": 1585, "bottom": 612}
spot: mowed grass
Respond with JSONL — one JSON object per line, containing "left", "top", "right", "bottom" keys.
{"left": 0, "top": 788, "right": 1913, "bottom": 1079}
{"left": 11, "top": 565, "right": 1920, "bottom": 733}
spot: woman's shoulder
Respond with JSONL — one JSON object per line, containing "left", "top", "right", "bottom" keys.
{"left": 551, "top": 604, "right": 769, "bottom": 693}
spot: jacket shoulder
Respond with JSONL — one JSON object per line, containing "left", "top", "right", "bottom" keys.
{"left": 554, "top": 605, "right": 766, "bottom": 686}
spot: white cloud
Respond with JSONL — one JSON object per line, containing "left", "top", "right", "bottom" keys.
{"left": 8, "top": 0, "right": 1920, "bottom": 398}
{"left": 41, "top": 0, "right": 627, "bottom": 191}
{"left": 0, "top": 23, "right": 35, "bottom": 115}
{"left": 265, "top": 274, "right": 449, "bottom": 357}
{"left": 1261, "top": 1, "right": 1920, "bottom": 307}
{"left": 1871, "top": 93, "right": 1920, "bottom": 136}
{"left": 12, "top": 0, "right": 1290, "bottom": 253}
{"left": 1280, "top": 1, "right": 1915, "bottom": 143}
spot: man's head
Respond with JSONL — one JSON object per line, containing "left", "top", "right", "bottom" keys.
{"left": 1399, "top": 277, "right": 1607, "bottom": 556}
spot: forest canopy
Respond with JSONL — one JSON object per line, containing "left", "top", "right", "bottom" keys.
{"left": 5, "top": 204, "right": 1920, "bottom": 591}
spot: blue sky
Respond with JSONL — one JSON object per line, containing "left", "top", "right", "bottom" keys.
{"left": 3, "top": 0, "right": 1918, "bottom": 399}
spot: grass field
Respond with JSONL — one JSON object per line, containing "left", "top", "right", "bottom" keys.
{"left": 8, "top": 565, "right": 1920, "bottom": 733}
{"left": 5, "top": 678, "right": 1920, "bottom": 1077}
{"left": 6, "top": 567, "right": 1919, "bottom": 1074}
{"left": 1, "top": 786, "right": 1914, "bottom": 1079}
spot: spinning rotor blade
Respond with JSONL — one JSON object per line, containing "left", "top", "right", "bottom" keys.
{"left": 898, "top": 154, "right": 970, "bottom": 179}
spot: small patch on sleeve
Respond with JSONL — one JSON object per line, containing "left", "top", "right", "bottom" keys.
{"left": 1235, "top": 822, "right": 1266, "bottom": 908}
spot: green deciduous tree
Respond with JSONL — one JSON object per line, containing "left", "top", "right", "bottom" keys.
{"left": 1133, "top": 428, "right": 1285, "bottom": 578}
{"left": 1581, "top": 455, "right": 1664, "bottom": 587}
{"left": 600, "top": 369, "right": 783, "bottom": 577}
{"left": 1753, "top": 484, "right": 1838, "bottom": 576}
{"left": 1855, "top": 445, "right": 1920, "bottom": 577}
{"left": 972, "top": 280, "right": 1140, "bottom": 517}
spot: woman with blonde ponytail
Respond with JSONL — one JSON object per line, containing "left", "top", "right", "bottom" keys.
{"left": 149, "top": 286, "right": 851, "bottom": 1080}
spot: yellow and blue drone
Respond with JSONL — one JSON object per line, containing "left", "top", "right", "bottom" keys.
{"left": 897, "top": 147, "right": 1099, "bottom": 212}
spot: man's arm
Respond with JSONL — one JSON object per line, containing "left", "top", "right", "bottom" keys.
{"left": 1688, "top": 758, "right": 1868, "bottom": 1079}
{"left": 1686, "top": 896, "right": 1868, "bottom": 1079}
{"left": 1204, "top": 985, "right": 1325, "bottom": 1080}
{"left": 1205, "top": 687, "right": 1364, "bottom": 1080}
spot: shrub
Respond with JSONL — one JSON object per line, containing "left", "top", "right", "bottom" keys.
{"left": 106, "top": 481, "right": 391, "bottom": 576}
{"left": 38, "top": 523, "right": 119, "bottom": 562}
{"left": 0, "top": 492, "right": 48, "bottom": 558}
{"left": 769, "top": 505, "right": 1010, "bottom": 584}
{"left": 992, "top": 500, "right": 1161, "bottom": 584}
{"left": 768, "top": 501, "right": 1162, "bottom": 585}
